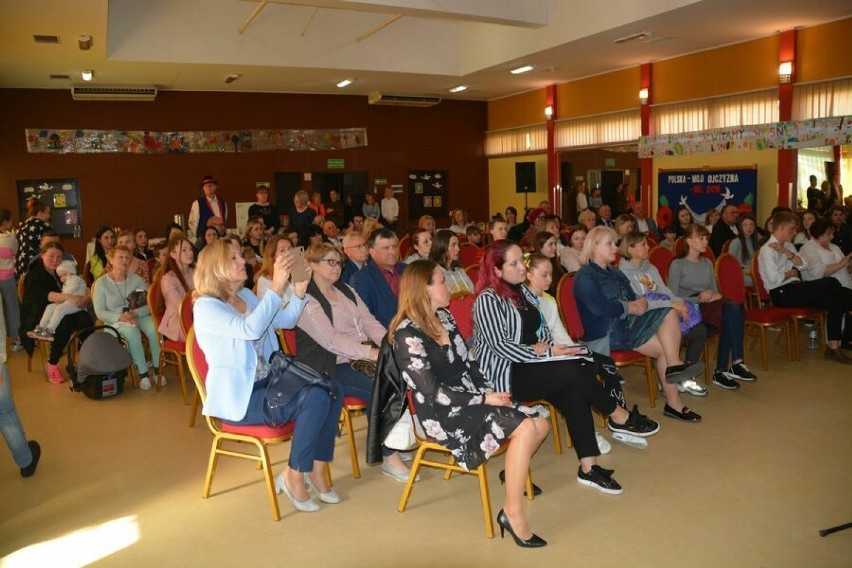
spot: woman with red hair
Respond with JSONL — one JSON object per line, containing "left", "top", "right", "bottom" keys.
{"left": 472, "top": 240, "right": 658, "bottom": 496}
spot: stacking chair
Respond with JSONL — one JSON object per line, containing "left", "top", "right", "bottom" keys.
{"left": 645, "top": 233, "right": 659, "bottom": 248}
{"left": 146, "top": 273, "right": 190, "bottom": 403}
{"left": 398, "top": 235, "right": 412, "bottom": 258}
{"left": 186, "top": 328, "right": 298, "bottom": 521}
{"left": 398, "top": 391, "right": 535, "bottom": 538}
{"left": 464, "top": 263, "right": 480, "bottom": 285}
{"left": 459, "top": 243, "right": 479, "bottom": 268}
{"left": 716, "top": 253, "right": 793, "bottom": 370}
{"left": 556, "top": 273, "right": 657, "bottom": 407}
{"left": 17, "top": 278, "right": 51, "bottom": 380}
{"left": 181, "top": 292, "right": 205, "bottom": 427}
{"left": 750, "top": 255, "right": 822, "bottom": 361}
{"left": 648, "top": 246, "right": 674, "bottom": 285}
{"left": 279, "top": 328, "right": 365, "bottom": 479}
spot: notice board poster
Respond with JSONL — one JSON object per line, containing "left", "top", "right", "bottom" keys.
{"left": 656, "top": 166, "right": 756, "bottom": 229}
{"left": 408, "top": 170, "right": 448, "bottom": 219}
{"left": 17, "top": 178, "right": 82, "bottom": 237}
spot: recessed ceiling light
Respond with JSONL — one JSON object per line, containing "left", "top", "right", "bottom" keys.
{"left": 510, "top": 65, "right": 534, "bottom": 75}
{"left": 336, "top": 79, "right": 354, "bottom": 88}
{"left": 81, "top": 70, "right": 93, "bottom": 81}
{"left": 448, "top": 85, "right": 467, "bottom": 93}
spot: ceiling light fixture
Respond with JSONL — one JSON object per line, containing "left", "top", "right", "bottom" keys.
{"left": 614, "top": 31, "right": 650, "bottom": 44}
{"left": 336, "top": 79, "right": 354, "bottom": 88}
{"left": 448, "top": 85, "right": 467, "bottom": 93}
{"left": 510, "top": 65, "right": 534, "bottom": 75}
{"left": 224, "top": 73, "right": 241, "bottom": 84}
{"left": 81, "top": 70, "right": 93, "bottom": 81}
{"left": 77, "top": 35, "right": 92, "bottom": 50}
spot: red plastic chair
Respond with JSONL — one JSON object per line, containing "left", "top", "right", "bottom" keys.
{"left": 186, "top": 328, "right": 298, "bottom": 521}
{"left": 648, "top": 246, "right": 674, "bottom": 285}
{"left": 749, "top": 255, "right": 820, "bottom": 363}
{"left": 459, "top": 243, "right": 479, "bottom": 268}
{"left": 282, "top": 327, "right": 366, "bottom": 479}
{"left": 556, "top": 273, "right": 657, "bottom": 407}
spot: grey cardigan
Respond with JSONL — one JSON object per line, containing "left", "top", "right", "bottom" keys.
{"left": 617, "top": 258, "right": 684, "bottom": 310}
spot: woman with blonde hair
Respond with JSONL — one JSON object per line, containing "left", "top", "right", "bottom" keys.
{"left": 193, "top": 239, "right": 344, "bottom": 512}
{"left": 256, "top": 235, "right": 292, "bottom": 297}
{"left": 390, "top": 259, "right": 550, "bottom": 547}
{"left": 417, "top": 215, "right": 436, "bottom": 235}
{"left": 242, "top": 219, "right": 265, "bottom": 263}
{"left": 577, "top": 209, "right": 597, "bottom": 232}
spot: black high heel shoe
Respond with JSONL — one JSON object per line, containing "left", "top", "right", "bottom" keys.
{"left": 496, "top": 509, "right": 547, "bottom": 548}
{"left": 498, "top": 470, "right": 542, "bottom": 496}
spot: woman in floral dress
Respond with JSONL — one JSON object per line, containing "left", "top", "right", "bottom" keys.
{"left": 388, "top": 260, "right": 550, "bottom": 548}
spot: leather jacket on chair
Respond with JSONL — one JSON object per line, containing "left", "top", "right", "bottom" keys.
{"left": 366, "top": 336, "right": 406, "bottom": 465}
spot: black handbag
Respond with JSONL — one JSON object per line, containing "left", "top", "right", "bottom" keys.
{"left": 263, "top": 351, "right": 338, "bottom": 427}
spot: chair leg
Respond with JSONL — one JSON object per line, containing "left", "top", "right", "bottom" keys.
{"left": 188, "top": 391, "right": 201, "bottom": 427}
{"left": 397, "top": 445, "right": 427, "bottom": 513}
{"left": 477, "top": 465, "right": 495, "bottom": 538}
{"left": 547, "top": 407, "right": 562, "bottom": 455}
{"left": 339, "top": 407, "right": 361, "bottom": 479}
{"left": 257, "top": 442, "right": 282, "bottom": 521}
{"left": 784, "top": 322, "right": 793, "bottom": 361}
{"left": 791, "top": 318, "right": 802, "bottom": 360}
{"left": 645, "top": 358, "right": 656, "bottom": 408}
{"left": 759, "top": 327, "right": 768, "bottom": 371}
{"left": 525, "top": 469, "right": 535, "bottom": 502}
{"left": 203, "top": 436, "right": 223, "bottom": 499}
{"left": 324, "top": 462, "right": 333, "bottom": 487}
{"left": 176, "top": 356, "right": 189, "bottom": 404}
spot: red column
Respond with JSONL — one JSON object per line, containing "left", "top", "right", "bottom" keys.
{"left": 777, "top": 29, "right": 797, "bottom": 208}
{"left": 639, "top": 63, "right": 653, "bottom": 210}
{"left": 546, "top": 84, "right": 558, "bottom": 210}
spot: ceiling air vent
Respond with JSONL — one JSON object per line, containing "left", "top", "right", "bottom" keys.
{"left": 71, "top": 84, "right": 158, "bottom": 101}
{"left": 50, "top": 74, "right": 71, "bottom": 80}
{"left": 368, "top": 92, "right": 441, "bottom": 108}
{"left": 34, "top": 34, "right": 60, "bottom": 44}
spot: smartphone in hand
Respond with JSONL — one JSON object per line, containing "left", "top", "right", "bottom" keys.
{"left": 286, "top": 246, "right": 310, "bottom": 283}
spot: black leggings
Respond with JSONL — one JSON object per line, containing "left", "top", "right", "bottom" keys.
{"left": 511, "top": 358, "right": 616, "bottom": 460}
{"left": 50, "top": 311, "right": 94, "bottom": 364}
{"left": 771, "top": 278, "right": 852, "bottom": 342}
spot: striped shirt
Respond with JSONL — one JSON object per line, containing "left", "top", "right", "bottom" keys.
{"left": 471, "top": 286, "right": 554, "bottom": 393}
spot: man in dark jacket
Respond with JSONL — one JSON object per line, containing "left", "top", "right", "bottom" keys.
{"left": 351, "top": 228, "right": 406, "bottom": 328}
{"left": 709, "top": 204, "right": 739, "bottom": 257}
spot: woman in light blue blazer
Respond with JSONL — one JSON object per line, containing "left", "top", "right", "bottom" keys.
{"left": 193, "top": 239, "right": 344, "bottom": 513}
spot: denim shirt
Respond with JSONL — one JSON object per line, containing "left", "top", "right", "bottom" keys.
{"left": 573, "top": 262, "right": 634, "bottom": 346}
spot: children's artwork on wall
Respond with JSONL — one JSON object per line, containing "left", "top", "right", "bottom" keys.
{"left": 24, "top": 128, "right": 368, "bottom": 154}
{"left": 17, "top": 178, "right": 82, "bottom": 237}
{"left": 408, "top": 170, "right": 447, "bottom": 218}
{"left": 657, "top": 166, "right": 757, "bottom": 229}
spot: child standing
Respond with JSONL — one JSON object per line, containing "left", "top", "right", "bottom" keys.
{"left": 0, "top": 210, "right": 22, "bottom": 351}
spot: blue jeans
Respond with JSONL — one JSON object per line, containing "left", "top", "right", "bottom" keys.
{"left": 716, "top": 301, "right": 745, "bottom": 370}
{"left": 0, "top": 362, "right": 33, "bottom": 468}
{"left": 229, "top": 379, "right": 345, "bottom": 472}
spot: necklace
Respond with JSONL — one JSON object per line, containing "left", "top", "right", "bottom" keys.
{"left": 112, "top": 272, "right": 129, "bottom": 309}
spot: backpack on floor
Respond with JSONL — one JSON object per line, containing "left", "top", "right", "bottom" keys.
{"left": 65, "top": 325, "right": 132, "bottom": 399}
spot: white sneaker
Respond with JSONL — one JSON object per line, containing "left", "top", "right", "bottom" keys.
{"left": 611, "top": 432, "right": 648, "bottom": 449}
{"left": 10, "top": 341, "right": 24, "bottom": 352}
{"left": 677, "top": 379, "right": 708, "bottom": 397}
{"left": 139, "top": 376, "right": 152, "bottom": 390}
{"left": 595, "top": 432, "right": 612, "bottom": 455}
{"left": 155, "top": 374, "right": 167, "bottom": 387}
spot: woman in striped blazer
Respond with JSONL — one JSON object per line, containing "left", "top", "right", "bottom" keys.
{"left": 471, "top": 241, "right": 657, "bottom": 495}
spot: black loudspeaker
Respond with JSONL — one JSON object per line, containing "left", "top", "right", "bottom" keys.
{"left": 515, "top": 162, "right": 537, "bottom": 193}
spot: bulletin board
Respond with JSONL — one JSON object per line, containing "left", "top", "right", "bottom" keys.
{"left": 17, "top": 178, "right": 82, "bottom": 237}
{"left": 408, "top": 170, "right": 448, "bottom": 218}
{"left": 657, "top": 165, "right": 757, "bottom": 228}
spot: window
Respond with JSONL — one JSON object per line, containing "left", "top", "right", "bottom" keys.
{"left": 485, "top": 123, "right": 547, "bottom": 156}
{"left": 653, "top": 90, "right": 778, "bottom": 135}
{"left": 793, "top": 77, "right": 852, "bottom": 120}
{"left": 554, "top": 109, "right": 640, "bottom": 149}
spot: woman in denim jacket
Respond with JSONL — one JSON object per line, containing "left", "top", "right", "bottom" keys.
{"left": 574, "top": 227, "right": 704, "bottom": 423}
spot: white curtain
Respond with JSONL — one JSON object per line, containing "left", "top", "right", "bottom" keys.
{"left": 554, "top": 109, "right": 640, "bottom": 149}
{"left": 485, "top": 123, "right": 547, "bottom": 156}
{"left": 793, "top": 77, "right": 852, "bottom": 120}
{"left": 653, "top": 90, "right": 778, "bottom": 135}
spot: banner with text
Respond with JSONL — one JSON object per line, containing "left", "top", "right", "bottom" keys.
{"left": 657, "top": 166, "right": 757, "bottom": 229}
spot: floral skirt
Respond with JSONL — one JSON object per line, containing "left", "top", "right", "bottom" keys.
{"left": 622, "top": 307, "right": 671, "bottom": 350}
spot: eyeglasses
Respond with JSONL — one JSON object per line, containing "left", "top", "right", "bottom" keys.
{"left": 345, "top": 243, "right": 367, "bottom": 250}
{"left": 321, "top": 258, "right": 342, "bottom": 268}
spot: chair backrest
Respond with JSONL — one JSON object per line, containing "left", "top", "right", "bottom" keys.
{"left": 82, "top": 260, "right": 95, "bottom": 286}
{"left": 612, "top": 251, "right": 622, "bottom": 266}
{"left": 750, "top": 254, "right": 771, "bottom": 302}
{"left": 721, "top": 238, "right": 733, "bottom": 254}
{"left": 556, "top": 273, "right": 585, "bottom": 340}
{"left": 715, "top": 253, "right": 746, "bottom": 304}
{"left": 464, "top": 263, "right": 480, "bottom": 285}
{"left": 398, "top": 235, "right": 412, "bottom": 258}
{"left": 147, "top": 273, "right": 164, "bottom": 328}
{"left": 186, "top": 328, "right": 222, "bottom": 433}
{"left": 648, "top": 246, "right": 674, "bottom": 284}
{"left": 645, "top": 233, "right": 659, "bottom": 248}
{"left": 458, "top": 243, "right": 479, "bottom": 268}
{"left": 673, "top": 236, "right": 686, "bottom": 257}
{"left": 447, "top": 292, "right": 475, "bottom": 340}
{"left": 278, "top": 328, "right": 297, "bottom": 355}
{"left": 16, "top": 277, "right": 25, "bottom": 302}
{"left": 703, "top": 246, "right": 716, "bottom": 264}
{"left": 179, "top": 291, "right": 194, "bottom": 336}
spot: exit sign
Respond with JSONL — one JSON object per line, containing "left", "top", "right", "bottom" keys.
{"left": 604, "top": 158, "right": 616, "bottom": 167}
{"left": 327, "top": 158, "right": 345, "bottom": 169}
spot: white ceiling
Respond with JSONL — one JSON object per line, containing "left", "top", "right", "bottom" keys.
{"left": 0, "top": 0, "right": 850, "bottom": 101}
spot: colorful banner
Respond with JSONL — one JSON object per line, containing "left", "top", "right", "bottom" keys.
{"left": 639, "top": 116, "right": 852, "bottom": 158}
{"left": 25, "top": 128, "right": 368, "bottom": 154}
{"left": 656, "top": 166, "right": 757, "bottom": 229}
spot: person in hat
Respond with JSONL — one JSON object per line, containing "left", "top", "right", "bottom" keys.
{"left": 248, "top": 186, "right": 280, "bottom": 236}
{"left": 188, "top": 175, "right": 229, "bottom": 240}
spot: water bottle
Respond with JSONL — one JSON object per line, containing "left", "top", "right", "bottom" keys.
{"left": 805, "top": 322, "right": 817, "bottom": 349}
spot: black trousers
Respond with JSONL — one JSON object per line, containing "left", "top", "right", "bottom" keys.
{"left": 511, "top": 358, "right": 616, "bottom": 460}
{"left": 771, "top": 278, "right": 852, "bottom": 342}
{"left": 50, "top": 311, "right": 94, "bottom": 364}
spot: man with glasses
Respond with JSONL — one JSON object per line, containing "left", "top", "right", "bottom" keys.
{"left": 340, "top": 232, "right": 369, "bottom": 285}
{"left": 351, "top": 228, "right": 406, "bottom": 327}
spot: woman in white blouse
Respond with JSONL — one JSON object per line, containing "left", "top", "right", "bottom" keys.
{"left": 559, "top": 225, "right": 587, "bottom": 273}
{"left": 800, "top": 218, "right": 852, "bottom": 289}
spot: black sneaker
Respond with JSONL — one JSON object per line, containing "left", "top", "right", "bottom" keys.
{"left": 712, "top": 371, "right": 741, "bottom": 390}
{"left": 577, "top": 465, "right": 623, "bottom": 495}
{"left": 727, "top": 363, "right": 757, "bottom": 382}
{"left": 20, "top": 440, "right": 41, "bottom": 478}
{"left": 664, "top": 361, "right": 705, "bottom": 384}
{"left": 607, "top": 404, "right": 660, "bottom": 437}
